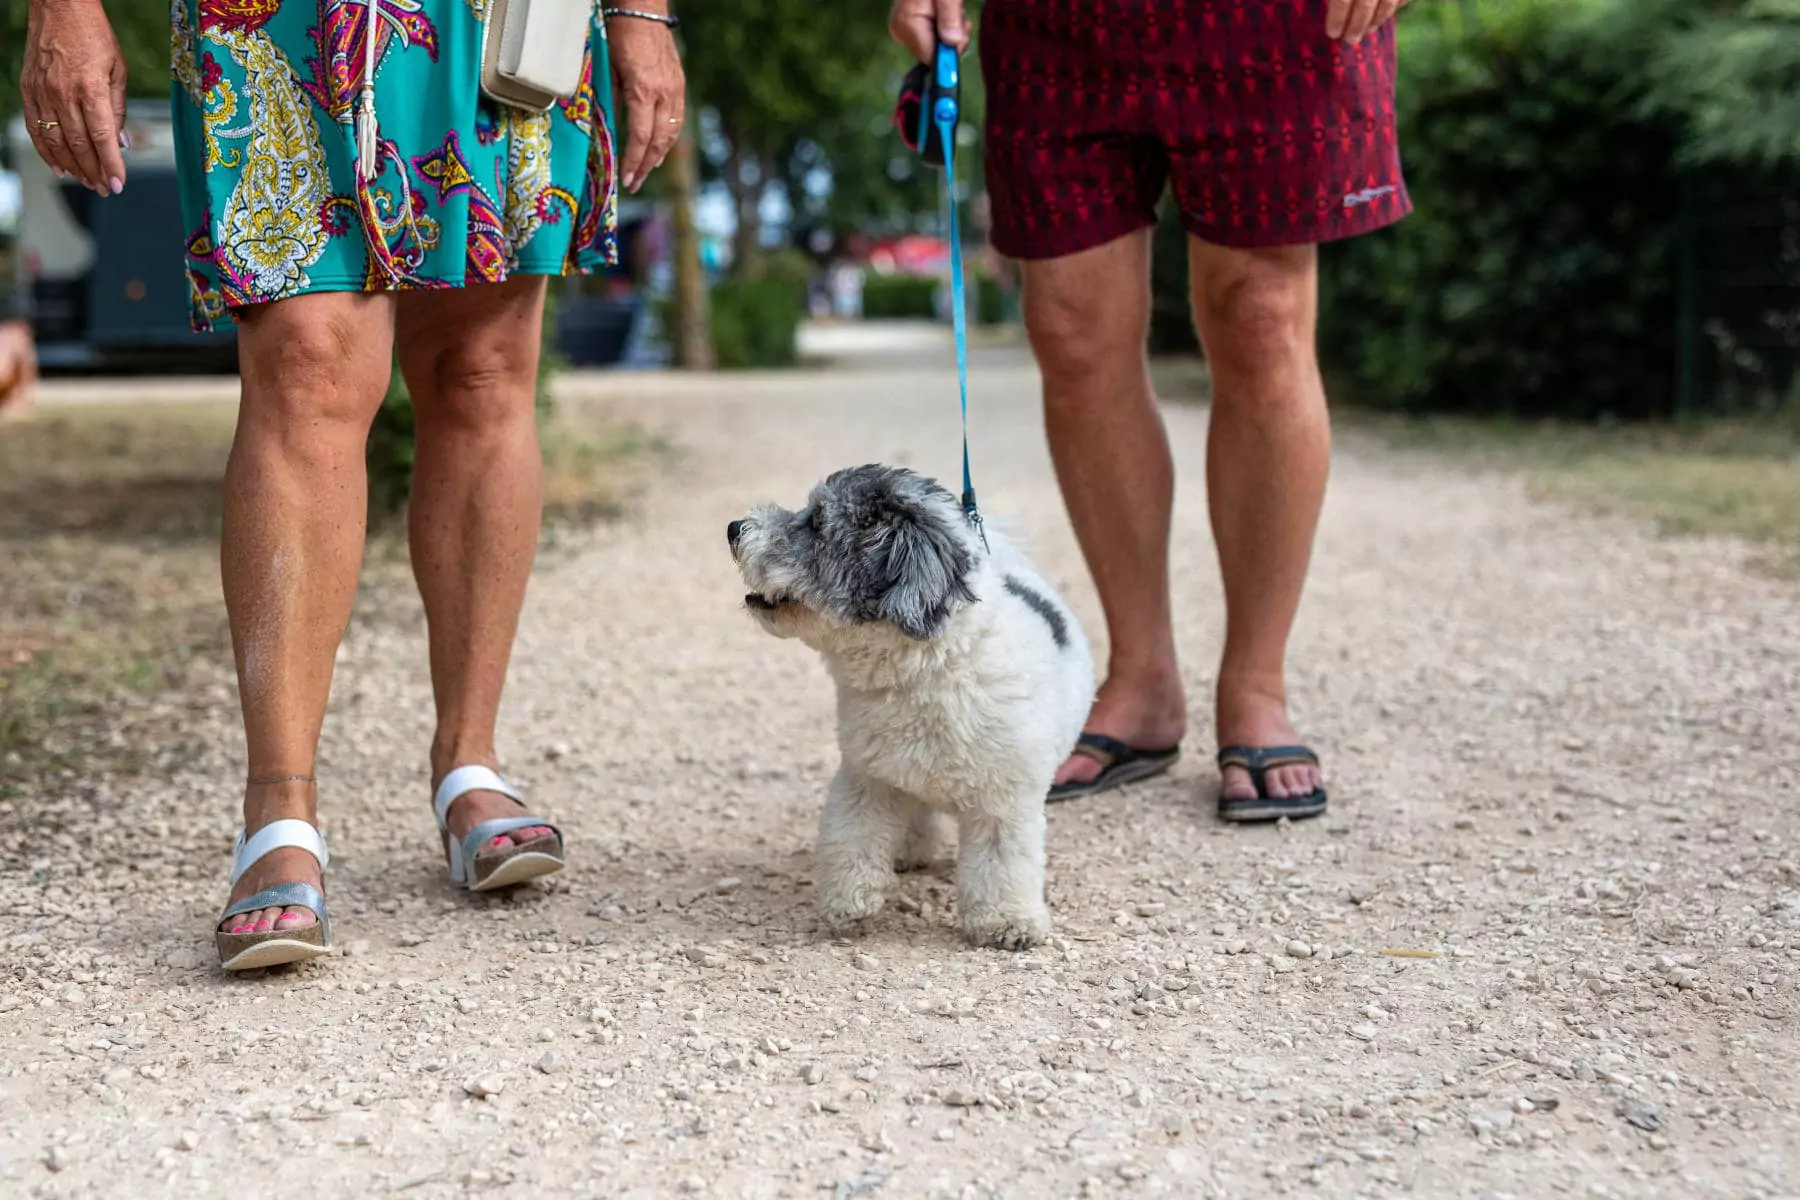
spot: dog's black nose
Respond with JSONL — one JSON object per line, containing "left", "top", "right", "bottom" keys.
{"left": 727, "top": 519, "right": 743, "bottom": 549}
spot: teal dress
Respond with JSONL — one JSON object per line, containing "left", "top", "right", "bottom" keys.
{"left": 169, "top": 0, "right": 618, "bottom": 333}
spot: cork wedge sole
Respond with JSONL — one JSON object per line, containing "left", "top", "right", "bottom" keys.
{"left": 216, "top": 819, "right": 333, "bottom": 973}
{"left": 216, "top": 923, "right": 331, "bottom": 971}
{"left": 433, "top": 765, "right": 566, "bottom": 893}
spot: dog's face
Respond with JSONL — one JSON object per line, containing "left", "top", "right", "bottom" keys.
{"left": 728, "top": 465, "right": 978, "bottom": 645}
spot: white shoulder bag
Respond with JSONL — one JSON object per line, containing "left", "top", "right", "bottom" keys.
{"left": 481, "top": 0, "right": 597, "bottom": 111}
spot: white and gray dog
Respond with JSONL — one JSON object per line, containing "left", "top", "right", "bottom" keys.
{"left": 728, "top": 465, "right": 1093, "bottom": 949}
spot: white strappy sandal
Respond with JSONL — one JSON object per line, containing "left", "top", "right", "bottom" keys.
{"left": 432, "top": 765, "right": 565, "bottom": 891}
{"left": 215, "top": 819, "right": 333, "bottom": 971}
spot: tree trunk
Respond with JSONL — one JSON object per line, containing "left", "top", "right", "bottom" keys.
{"left": 668, "top": 123, "right": 713, "bottom": 371}
{"left": 726, "top": 144, "right": 762, "bottom": 275}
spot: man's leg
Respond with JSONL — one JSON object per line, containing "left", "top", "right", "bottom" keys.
{"left": 1026, "top": 232, "right": 1189, "bottom": 788}
{"left": 1190, "top": 240, "right": 1329, "bottom": 803}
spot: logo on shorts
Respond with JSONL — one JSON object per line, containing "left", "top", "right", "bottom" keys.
{"left": 1343, "top": 185, "right": 1398, "bottom": 209}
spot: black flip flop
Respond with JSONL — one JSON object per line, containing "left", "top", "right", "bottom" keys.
{"left": 1216, "top": 745, "right": 1328, "bottom": 822}
{"left": 1046, "top": 733, "right": 1181, "bottom": 803}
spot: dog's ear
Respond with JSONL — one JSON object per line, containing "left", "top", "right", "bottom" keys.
{"left": 876, "top": 504, "right": 977, "bottom": 640}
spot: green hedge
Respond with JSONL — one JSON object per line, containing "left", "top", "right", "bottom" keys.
{"left": 862, "top": 274, "right": 939, "bottom": 320}
{"left": 1149, "top": 0, "right": 1800, "bottom": 419}
{"left": 975, "top": 270, "right": 1007, "bottom": 326}
{"left": 1318, "top": 1, "right": 1685, "bottom": 419}
{"left": 705, "top": 250, "right": 809, "bottom": 369}
{"left": 365, "top": 366, "right": 419, "bottom": 515}
{"left": 859, "top": 270, "right": 1007, "bottom": 324}
{"left": 1149, "top": 203, "right": 1197, "bottom": 356}
{"left": 756, "top": 248, "right": 817, "bottom": 298}
{"left": 711, "top": 278, "right": 803, "bottom": 368}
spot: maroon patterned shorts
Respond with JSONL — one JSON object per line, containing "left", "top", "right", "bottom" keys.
{"left": 980, "top": 0, "right": 1411, "bottom": 259}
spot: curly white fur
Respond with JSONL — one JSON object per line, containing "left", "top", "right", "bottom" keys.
{"left": 732, "top": 474, "right": 1093, "bottom": 950}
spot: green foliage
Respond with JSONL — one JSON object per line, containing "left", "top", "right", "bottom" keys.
{"left": 1148, "top": 203, "right": 1196, "bottom": 356}
{"left": 0, "top": 11, "right": 25, "bottom": 126}
{"left": 1569, "top": 0, "right": 1800, "bottom": 170}
{"left": 681, "top": 2, "right": 893, "bottom": 151}
{"left": 365, "top": 361, "right": 417, "bottom": 515}
{"left": 681, "top": 3, "right": 975, "bottom": 245}
{"left": 861, "top": 274, "right": 938, "bottom": 319}
{"left": 755, "top": 247, "right": 818, "bottom": 296}
{"left": 1319, "top": 0, "right": 1688, "bottom": 419}
{"left": 700, "top": 249, "right": 809, "bottom": 369}
{"left": 1152, "top": 0, "right": 1800, "bottom": 415}
{"left": 974, "top": 269, "right": 1005, "bottom": 326}
{"left": 1625, "top": 0, "right": 1800, "bottom": 168}
{"left": 856, "top": 267, "right": 1004, "bottom": 324}
{"left": 709, "top": 274, "right": 804, "bottom": 368}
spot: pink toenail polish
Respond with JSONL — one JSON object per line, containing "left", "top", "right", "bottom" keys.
{"left": 490, "top": 836, "right": 507, "bottom": 847}
{"left": 253, "top": 920, "right": 272, "bottom": 932}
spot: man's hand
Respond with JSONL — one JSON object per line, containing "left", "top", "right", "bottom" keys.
{"left": 1326, "top": 0, "right": 1407, "bottom": 44}
{"left": 889, "top": 0, "right": 968, "bottom": 65}
{"left": 608, "top": 9, "right": 686, "bottom": 193}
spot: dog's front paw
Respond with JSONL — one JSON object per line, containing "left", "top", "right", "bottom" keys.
{"left": 816, "top": 882, "right": 890, "bottom": 933}
{"left": 959, "top": 906, "right": 1051, "bottom": 952}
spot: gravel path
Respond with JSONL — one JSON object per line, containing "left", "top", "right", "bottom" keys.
{"left": 4, "top": 353, "right": 1799, "bottom": 1199}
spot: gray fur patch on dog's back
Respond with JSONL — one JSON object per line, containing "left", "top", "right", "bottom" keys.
{"left": 1003, "top": 575, "right": 1069, "bottom": 649}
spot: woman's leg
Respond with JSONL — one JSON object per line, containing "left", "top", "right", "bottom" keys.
{"left": 219, "top": 292, "right": 396, "bottom": 934}
{"left": 394, "top": 276, "right": 552, "bottom": 858}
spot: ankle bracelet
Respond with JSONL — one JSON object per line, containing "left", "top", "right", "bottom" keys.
{"left": 246, "top": 773, "right": 316, "bottom": 786}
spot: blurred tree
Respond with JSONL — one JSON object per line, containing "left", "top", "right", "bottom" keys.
{"left": 680, "top": 1, "right": 933, "bottom": 268}
{"left": 1636, "top": 0, "right": 1800, "bottom": 168}
{"left": 666, "top": 122, "right": 713, "bottom": 368}
{"left": 776, "top": 44, "right": 987, "bottom": 241}
{"left": 0, "top": 10, "right": 24, "bottom": 125}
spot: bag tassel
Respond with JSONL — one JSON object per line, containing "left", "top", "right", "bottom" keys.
{"left": 354, "top": 0, "right": 380, "bottom": 181}
{"left": 354, "top": 85, "right": 378, "bottom": 181}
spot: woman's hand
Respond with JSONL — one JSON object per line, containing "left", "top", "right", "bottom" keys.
{"left": 607, "top": 11, "right": 686, "bottom": 194}
{"left": 21, "top": 0, "right": 130, "bottom": 196}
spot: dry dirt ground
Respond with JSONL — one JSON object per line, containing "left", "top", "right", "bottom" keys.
{"left": 4, "top": 353, "right": 1799, "bottom": 1200}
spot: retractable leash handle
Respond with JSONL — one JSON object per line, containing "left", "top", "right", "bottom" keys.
{"left": 925, "top": 42, "right": 987, "bottom": 546}
{"left": 892, "top": 40, "right": 984, "bottom": 545}
{"left": 915, "top": 43, "right": 960, "bottom": 166}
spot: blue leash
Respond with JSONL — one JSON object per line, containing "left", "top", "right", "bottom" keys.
{"left": 926, "top": 45, "right": 986, "bottom": 547}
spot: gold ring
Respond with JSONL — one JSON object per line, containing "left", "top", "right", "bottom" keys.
{"left": 35, "top": 119, "right": 59, "bottom": 131}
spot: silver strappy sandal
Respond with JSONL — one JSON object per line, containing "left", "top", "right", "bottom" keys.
{"left": 215, "top": 819, "right": 333, "bottom": 971}
{"left": 432, "top": 765, "right": 565, "bottom": 891}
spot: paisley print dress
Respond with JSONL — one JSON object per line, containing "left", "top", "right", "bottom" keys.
{"left": 170, "top": 0, "right": 618, "bottom": 332}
